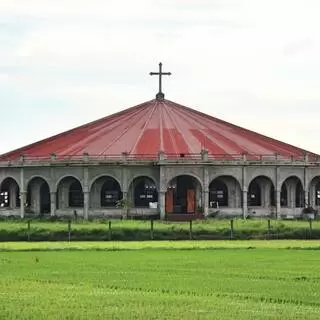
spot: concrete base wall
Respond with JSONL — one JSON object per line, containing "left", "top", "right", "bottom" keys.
{"left": 0, "top": 208, "right": 20, "bottom": 216}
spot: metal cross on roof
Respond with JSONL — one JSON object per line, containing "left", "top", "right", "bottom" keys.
{"left": 149, "top": 62, "right": 171, "bottom": 100}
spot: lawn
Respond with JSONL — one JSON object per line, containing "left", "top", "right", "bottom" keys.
{"left": 0, "top": 218, "right": 319, "bottom": 241}
{"left": 1, "top": 241, "right": 320, "bottom": 319}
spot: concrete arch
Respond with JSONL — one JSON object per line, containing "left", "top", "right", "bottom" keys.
{"left": 248, "top": 174, "right": 275, "bottom": 188}
{"left": 209, "top": 175, "right": 242, "bottom": 190}
{"left": 308, "top": 174, "right": 320, "bottom": 190}
{"left": 55, "top": 175, "right": 83, "bottom": 192}
{"left": 308, "top": 175, "right": 320, "bottom": 207}
{"left": 26, "top": 175, "right": 51, "bottom": 193}
{"left": 280, "top": 175, "right": 303, "bottom": 188}
{"left": 166, "top": 173, "right": 203, "bottom": 190}
{"left": 89, "top": 174, "right": 122, "bottom": 192}
{"left": 128, "top": 175, "right": 159, "bottom": 191}
{"left": 0, "top": 176, "right": 20, "bottom": 190}
{"left": 279, "top": 174, "right": 304, "bottom": 188}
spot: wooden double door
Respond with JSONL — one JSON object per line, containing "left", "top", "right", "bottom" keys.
{"left": 165, "top": 188, "right": 196, "bottom": 214}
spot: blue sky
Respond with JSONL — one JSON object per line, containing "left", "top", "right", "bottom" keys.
{"left": 0, "top": 0, "right": 320, "bottom": 154}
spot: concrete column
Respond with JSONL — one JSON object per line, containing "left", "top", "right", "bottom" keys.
{"left": 304, "top": 190, "right": 309, "bottom": 208}
{"left": 203, "top": 166, "right": 209, "bottom": 216}
{"left": 203, "top": 191, "right": 209, "bottom": 216}
{"left": 310, "top": 185, "right": 315, "bottom": 207}
{"left": 50, "top": 192, "right": 56, "bottom": 216}
{"left": 20, "top": 167, "right": 25, "bottom": 218}
{"left": 276, "top": 189, "right": 281, "bottom": 219}
{"left": 242, "top": 166, "right": 247, "bottom": 219}
{"left": 83, "top": 166, "right": 89, "bottom": 219}
{"left": 83, "top": 192, "right": 89, "bottom": 219}
{"left": 159, "top": 164, "right": 166, "bottom": 220}
{"left": 159, "top": 191, "right": 165, "bottom": 219}
{"left": 121, "top": 167, "right": 128, "bottom": 196}
{"left": 242, "top": 189, "right": 248, "bottom": 218}
{"left": 275, "top": 166, "right": 280, "bottom": 219}
{"left": 304, "top": 167, "right": 309, "bottom": 207}
{"left": 20, "top": 192, "right": 26, "bottom": 218}
{"left": 196, "top": 183, "right": 201, "bottom": 209}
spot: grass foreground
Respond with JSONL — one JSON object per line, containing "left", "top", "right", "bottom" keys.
{"left": 1, "top": 240, "right": 320, "bottom": 319}
{"left": 1, "top": 239, "right": 320, "bottom": 251}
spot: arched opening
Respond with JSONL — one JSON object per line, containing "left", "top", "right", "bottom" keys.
{"left": 131, "top": 176, "right": 158, "bottom": 208}
{"left": 0, "top": 177, "right": 20, "bottom": 209}
{"left": 89, "top": 176, "right": 122, "bottom": 208}
{"left": 248, "top": 176, "right": 275, "bottom": 207}
{"left": 281, "top": 176, "right": 304, "bottom": 208}
{"left": 295, "top": 180, "right": 304, "bottom": 207}
{"left": 56, "top": 176, "right": 83, "bottom": 209}
{"left": 248, "top": 180, "right": 261, "bottom": 206}
{"left": 101, "top": 179, "right": 122, "bottom": 207}
{"left": 166, "top": 175, "right": 202, "bottom": 214}
{"left": 315, "top": 181, "right": 320, "bottom": 206}
{"left": 26, "top": 177, "right": 51, "bottom": 214}
{"left": 280, "top": 184, "right": 287, "bottom": 206}
{"left": 307, "top": 176, "right": 320, "bottom": 207}
{"left": 209, "top": 179, "right": 228, "bottom": 207}
{"left": 69, "top": 181, "right": 84, "bottom": 207}
{"left": 40, "top": 183, "right": 50, "bottom": 213}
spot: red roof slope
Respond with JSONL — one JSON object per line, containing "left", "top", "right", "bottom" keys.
{"left": 0, "top": 99, "right": 316, "bottom": 160}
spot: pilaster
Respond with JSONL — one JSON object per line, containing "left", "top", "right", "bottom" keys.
{"left": 83, "top": 166, "right": 89, "bottom": 220}
{"left": 275, "top": 166, "right": 280, "bottom": 218}
{"left": 242, "top": 165, "right": 247, "bottom": 219}
{"left": 121, "top": 166, "right": 128, "bottom": 194}
{"left": 159, "top": 165, "right": 166, "bottom": 220}
{"left": 20, "top": 167, "right": 25, "bottom": 218}
{"left": 50, "top": 192, "right": 56, "bottom": 216}
{"left": 20, "top": 192, "right": 26, "bottom": 218}
{"left": 304, "top": 166, "right": 309, "bottom": 207}
{"left": 159, "top": 192, "right": 166, "bottom": 219}
{"left": 203, "top": 166, "right": 209, "bottom": 216}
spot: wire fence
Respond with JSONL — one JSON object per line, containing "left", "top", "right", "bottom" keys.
{"left": 0, "top": 218, "right": 319, "bottom": 242}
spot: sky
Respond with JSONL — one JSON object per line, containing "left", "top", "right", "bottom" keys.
{"left": 0, "top": 0, "right": 320, "bottom": 154}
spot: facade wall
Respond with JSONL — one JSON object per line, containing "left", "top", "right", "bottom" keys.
{"left": 1, "top": 161, "right": 320, "bottom": 219}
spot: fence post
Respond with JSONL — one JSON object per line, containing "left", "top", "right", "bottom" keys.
{"left": 189, "top": 220, "right": 193, "bottom": 240}
{"left": 108, "top": 221, "right": 112, "bottom": 241}
{"left": 27, "top": 220, "right": 31, "bottom": 242}
{"left": 150, "top": 219, "right": 154, "bottom": 240}
{"left": 68, "top": 220, "right": 71, "bottom": 242}
{"left": 230, "top": 219, "right": 234, "bottom": 239}
{"left": 267, "top": 219, "right": 271, "bottom": 238}
{"left": 309, "top": 219, "right": 312, "bottom": 238}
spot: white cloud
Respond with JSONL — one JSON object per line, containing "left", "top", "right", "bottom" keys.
{"left": 0, "top": 0, "right": 320, "bottom": 154}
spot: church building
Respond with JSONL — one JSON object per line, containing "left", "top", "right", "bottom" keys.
{"left": 1, "top": 63, "right": 320, "bottom": 220}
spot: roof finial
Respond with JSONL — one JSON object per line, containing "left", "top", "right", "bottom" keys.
{"left": 149, "top": 62, "right": 171, "bottom": 100}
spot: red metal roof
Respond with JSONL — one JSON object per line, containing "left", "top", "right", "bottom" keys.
{"left": 0, "top": 99, "right": 316, "bottom": 161}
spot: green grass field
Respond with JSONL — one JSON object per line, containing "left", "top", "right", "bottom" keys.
{"left": 1, "top": 241, "right": 320, "bottom": 319}
{"left": 0, "top": 218, "right": 319, "bottom": 241}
